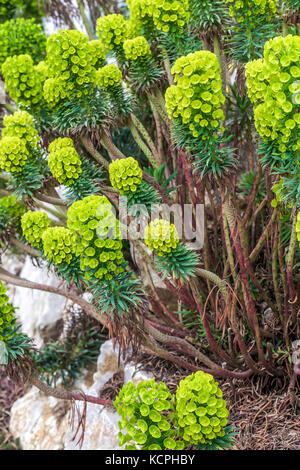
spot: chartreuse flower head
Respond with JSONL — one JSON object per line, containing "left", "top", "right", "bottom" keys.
{"left": 0, "top": 280, "right": 15, "bottom": 342}
{"left": 165, "top": 50, "right": 225, "bottom": 139}
{"left": 129, "top": 0, "right": 190, "bottom": 36}
{"left": 21, "top": 210, "right": 51, "bottom": 248}
{"left": 225, "top": 0, "right": 277, "bottom": 23}
{"left": 123, "top": 36, "right": 151, "bottom": 61}
{"left": 175, "top": 371, "right": 229, "bottom": 446}
{"left": 96, "top": 14, "right": 127, "bottom": 53}
{"left": 67, "top": 195, "right": 125, "bottom": 281}
{"left": 42, "top": 227, "right": 79, "bottom": 266}
{"left": 2, "top": 54, "right": 44, "bottom": 107}
{"left": 88, "top": 39, "right": 106, "bottom": 69}
{"left": 45, "top": 29, "right": 96, "bottom": 105}
{"left": 114, "top": 378, "right": 184, "bottom": 450}
{"left": 144, "top": 218, "right": 179, "bottom": 256}
{"left": 144, "top": 218, "right": 199, "bottom": 279}
{"left": 0, "top": 18, "right": 46, "bottom": 68}
{"left": 0, "top": 195, "right": 26, "bottom": 233}
{"left": 48, "top": 137, "right": 82, "bottom": 186}
{"left": 109, "top": 157, "right": 143, "bottom": 194}
{"left": 2, "top": 111, "right": 39, "bottom": 150}
{"left": 246, "top": 35, "right": 300, "bottom": 158}
{"left": 95, "top": 64, "right": 123, "bottom": 89}
{"left": 0, "top": 136, "right": 29, "bottom": 174}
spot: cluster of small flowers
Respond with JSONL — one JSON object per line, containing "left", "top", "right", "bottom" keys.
{"left": 109, "top": 157, "right": 143, "bottom": 193}
{"left": 0, "top": 195, "right": 26, "bottom": 222}
{"left": 96, "top": 14, "right": 128, "bottom": 52}
{"left": 175, "top": 371, "right": 229, "bottom": 445}
{"left": 0, "top": 280, "right": 15, "bottom": 342}
{"left": 128, "top": 0, "right": 190, "bottom": 35}
{"left": 88, "top": 39, "right": 106, "bottom": 69}
{"left": 42, "top": 226, "right": 79, "bottom": 266}
{"left": 246, "top": 35, "right": 300, "bottom": 156}
{"left": 114, "top": 378, "right": 184, "bottom": 450}
{"left": 2, "top": 111, "right": 39, "bottom": 150}
{"left": 144, "top": 219, "right": 179, "bottom": 257}
{"left": 67, "top": 195, "right": 125, "bottom": 281}
{"left": 48, "top": 137, "right": 82, "bottom": 186}
{"left": 0, "top": 18, "right": 46, "bottom": 67}
{"left": 2, "top": 54, "right": 44, "bottom": 107}
{"left": 95, "top": 64, "right": 123, "bottom": 89}
{"left": 225, "top": 0, "right": 277, "bottom": 23}
{"left": 0, "top": 136, "right": 29, "bottom": 174}
{"left": 165, "top": 50, "right": 225, "bottom": 138}
{"left": 123, "top": 36, "right": 151, "bottom": 61}
{"left": 21, "top": 210, "right": 51, "bottom": 248}
{"left": 44, "top": 29, "right": 99, "bottom": 106}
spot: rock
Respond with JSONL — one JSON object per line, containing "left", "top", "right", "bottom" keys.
{"left": 8, "top": 256, "right": 66, "bottom": 346}
{"left": 9, "top": 340, "right": 153, "bottom": 450}
{"left": 9, "top": 387, "right": 70, "bottom": 450}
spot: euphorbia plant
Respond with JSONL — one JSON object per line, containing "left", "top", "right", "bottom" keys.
{"left": 0, "top": 0, "right": 299, "bottom": 415}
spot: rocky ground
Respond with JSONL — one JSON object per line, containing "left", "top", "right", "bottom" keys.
{"left": 0, "top": 254, "right": 299, "bottom": 450}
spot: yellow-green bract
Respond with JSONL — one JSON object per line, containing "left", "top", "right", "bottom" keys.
{"left": 96, "top": 14, "right": 128, "bottom": 52}
{"left": 245, "top": 35, "right": 300, "bottom": 156}
{"left": 165, "top": 50, "right": 225, "bottom": 138}
{"left": 2, "top": 54, "right": 44, "bottom": 107}
{"left": 48, "top": 137, "right": 82, "bottom": 186}
{"left": 175, "top": 371, "right": 229, "bottom": 445}
{"left": 109, "top": 157, "right": 143, "bottom": 193}
{"left": 21, "top": 210, "right": 51, "bottom": 248}
{"left": 0, "top": 136, "right": 29, "bottom": 174}
{"left": 95, "top": 64, "right": 123, "bottom": 88}
{"left": 144, "top": 219, "right": 179, "bottom": 256}
{"left": 0, "top": 18, "right": 46, "bottom": 68}
{"left": 2, "top": 111, "right": 39, "bottom": 150}
{"left": 67, "top": 195, "right": 125, "bottom": 281}
{"left": 225, "top": 0, "right": 277, "bottom": 23}
{"left": 123, "top": 36, "right": 151, "bottom": 61}
{"left": 42, "top": 226, "right": 79, "bottom": 265}
{"left": 128, "top": 0, "right": 190, "bottom": 35}
{"left": 0, "top": 280, "right": 15, "bottom": 342}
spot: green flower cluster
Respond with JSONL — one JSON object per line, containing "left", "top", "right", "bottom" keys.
{"left": 44, "top": 29, "right": 96, "bottom": 106}
{"left": 128, "top": 0, "right": 190, "bottom": 35}
{"left": 114, "top": 379, "right": 184, "bottom": 450}
{"left": 67, "top": 195, "right": 125, "bottom": 281}
{"left": 0, "top": 280, "right": 15, "bottom": 342}
{"left": 151, "top": 0, "right": 190, "bottom": 35}
{"left": 0, "top": 136, "right": 29, "bottom": 174}
{"left": 0, "top": 18, "right": 46, "bottom": 68}
{"left": 96, "top": 14, "right": 127, "bottom": 52}
{"left": 2, "top": 54, "right": 43, "bottom": 107}
{"left": 109, "top": 157, "right": 143, "bottom": 193}
{"left": 245, "top": 35, "right": 300, "bottom": 156}
{"left": 225, "top": 0, "right": 277, "bottom": 23}
{"left": 123, "top": 36, "right": 151, "bottom": 61}
{"left": 0, "top": 195, "right": 26, "bottom": 223}
{"left": 144, "top": 219, "right": 179, "bottom": 256}
{"left": 175, "top": 371, "right": 229, "bottom": 445}
{"left": 95, "top": 64, "right": 123, "bottom": 88}
{"left": 2, "top": 111, "right": 39, "bottom": 150}
{"left": 165, "top": 51, "right": 225, "bottom": 138}
{"left": 88, "top": 39, "right": 106, "bottom": 69}
{"left": 297, "top": 212, "right": 300, "bottom": 246}
{"left": 42, "top": 226, "right": 79, "bottom": 266}
{"left": 21, "top": 210, "right": 51, "bottom": 248}
{"left": 48, "top": 137, "right": 82, "bottom": 186}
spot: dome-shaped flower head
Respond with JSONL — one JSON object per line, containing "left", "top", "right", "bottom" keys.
{"left": 0, "top": 136, "right": 29, "bottom": 174}
{"left": 109, "top": 157, "right": 143, "bottom": 193}
{"left": 144, "top": 218, "right": 179, "bottom": 256}
{"left": 48, "top": 137, "right": 82, "bottom": 186}
{"left": 21, "top": 210, "right": 51, "bottom": 248}
{"left": 42, "top": 226, "right": 79, "bottom": 266}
